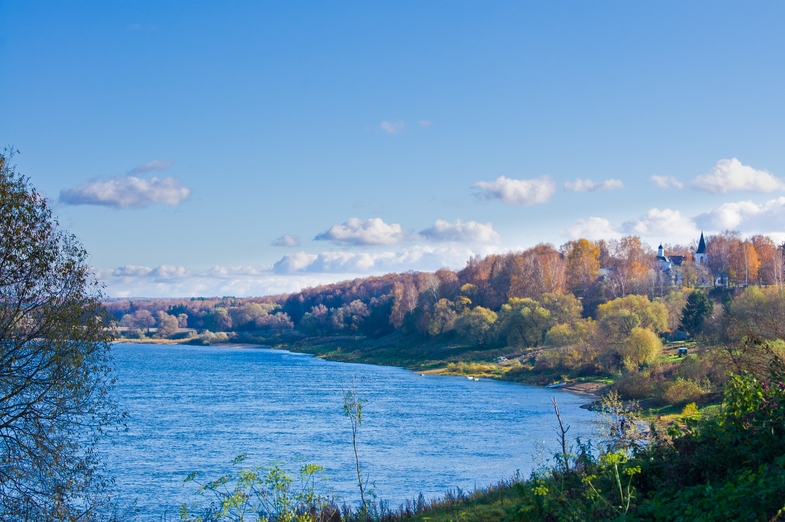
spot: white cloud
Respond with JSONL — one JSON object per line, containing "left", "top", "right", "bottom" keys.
{"left": 564, "top": 178, "right": 624, "bottom": 192}
{"left": 695, "top": 197, "right": 785, "bottom": 231}
{"left": 271, "top": 234, "right": 301, "bottom": 247}
{"left": 96, "top": 244, "right": 505, "bottom": 297}
{"left": 566, "top": 209, "right": 699, "bottom": 243}
{"left": 272, "top": 252, "right": 319, "bottom": 273}
{"left": 472, "top": 176, "right": 556, "bottom": 206}
{"left": 275, "top": 251, "right": 387, "bottom": 274}
{"left": 273, "top": 245, "right": 500, "bottom": 275}
{"left": 97, "top": 264, "right": 339, "bottom": 298}
{"left": 314, "top": 217, "right": 407, "bottom": 246}
{"left": 692, "top": 158, "right": 785, "bottom": 193}
{"left": 419, "top": 219, "right": 500, "bottom": 243}
{"left": 418, "top": 120, "right": 433, "bottom": 127}
{"left": 380, "top": 120, "right": 405, "bottom": 134}
{"left": 622, "top": 208, "right": 699, "bottom": 240}
{"left": 111, "top": 265, "right": 155, "bottom": 277}
{"left": 650, "top": 175, "right": 683, "bottom": 189}
{"left": 128, "top": 160, "right": 174, "bottom": 175}
{"left": 564, "top": 217, "right": 622, "bottom": 240}
{"left": 59, "top": 175, "right": 190, "bottom": 209}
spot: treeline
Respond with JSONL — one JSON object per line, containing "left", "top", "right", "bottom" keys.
{"left": 106, "top": 231, "right": 784, "bottom": 347}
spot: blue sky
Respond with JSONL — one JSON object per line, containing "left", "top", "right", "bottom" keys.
{"left": 2, "top": 1, "right": 785, "bottom": 297}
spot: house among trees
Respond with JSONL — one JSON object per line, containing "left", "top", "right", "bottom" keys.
{"left": 656, "top": 243, "right": 686, "bottom": 285}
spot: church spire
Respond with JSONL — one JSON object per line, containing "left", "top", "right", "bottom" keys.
{"left": 696, "top": 232, "right": 707, "bottom": 254}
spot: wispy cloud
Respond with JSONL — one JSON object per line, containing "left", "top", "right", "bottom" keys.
{"left": 273, "top": 245, "right": 499, "bottom": 275}
{"left": 314, "top": 217, "right": 407, "bottom": 246}
{"left": 650, "top": 175, "right": 683, "bottom": 189}
{"left": 59, "top": 175, "right": 190, "bottom": 209}
{"left": 418, "top": 120, "right": 433, "bottom": 127}
{"left": 692, "top": 158, "right": 785, "bottom": 193}
{"left": 96, "top": 242, "right": 503, "bottom": 297}
{"left": 472, "top": 175, "right": 556, "bottom": 206}
{"left": 564, "top": 178, "right": 624, "bottom": 192}
{"left": 379, "top": 120, "right": 405, "bottom": 135}
{"left": 271, "top": 234, "right": 301, "bottom": 247}
{"left": 419, "top": 219, "right": 500, "bottom": 243}
{"left": 128, "top": 23, "right": 154, "bottom": 31}
{"left": 128, "top": 160, "right": 174, "bottom": 175}
{"left": 97, "top": 264, "right": 337, "bottom": 298}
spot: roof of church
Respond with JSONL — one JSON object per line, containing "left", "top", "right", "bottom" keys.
{"left": 696, "top": 232, "right": 707, "bottom": 254}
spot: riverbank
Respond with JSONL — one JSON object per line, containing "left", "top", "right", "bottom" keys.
{"left": 115, "top": 333, "right": 715, "bottom": 420}
{"left": 269, "top": 333, "right": 609, "bottom": 399}
{"left": 113, "top": 334, "right": 607, "bottom": 401}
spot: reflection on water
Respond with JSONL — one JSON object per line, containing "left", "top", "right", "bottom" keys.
{"left": 105, "top": 343, "right": 596, "bottom": 519}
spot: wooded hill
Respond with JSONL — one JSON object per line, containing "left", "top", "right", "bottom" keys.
{"left": 106, "top": 231, "right": 784, "bottom": 343}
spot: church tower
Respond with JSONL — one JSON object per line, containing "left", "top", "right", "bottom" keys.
{"left": 694, "top": 232, "right": 708, "bottom": 265}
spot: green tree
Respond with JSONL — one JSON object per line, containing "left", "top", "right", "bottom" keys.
{"left": 596, "top": 294, "right": 668, "bottom": 334}
{"left": 540, "top": 292, "right": 583, "bottom": 325}
{"left": 0, "top": 152, "right": 118, "bottom": 518}
{"left": 619, "top": 327, "right": 662, "bottom": 370}
{"left": 427, "top": 298, "right": 458, "bottom": 336}
{"left": 656, "top": 289, "right": 690, "bottom": 332}
{"left": 499, "top": 298, "right": 551, "bottom": 347}
{"left": 723, "top": 286, "right": 785, "bottom": 342}
{"left": 454, "top": 306, "right": 498, "bottom": 346}
{"left": 679, "top": 290, "right": 713, "bottom": 337}
{"left": 204, "top": 307, "right": 233, "bottom": 331}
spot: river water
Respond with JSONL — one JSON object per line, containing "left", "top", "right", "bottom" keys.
{"left": 105, "top": 343, "right": 597, "bottom": 519}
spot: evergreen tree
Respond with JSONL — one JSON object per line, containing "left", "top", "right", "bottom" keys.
{"left": 679, "top": 290, "right": 713, "bottom": 336}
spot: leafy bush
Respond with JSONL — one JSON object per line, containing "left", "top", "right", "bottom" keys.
{"left": 613, "top": 371, "right": 655, "bottom": 400}
{"left": 675, "top": 353, "right": 726, "bottom": 388}
{"left": 659, "top": 378, "right": 705, "bottom": 406}
{"left": 445, "top": 361, "right": 497, "bottom": 375}
{"left": 194, "top": 330, "right": 230, "bottom": 345}
{"left": 681, "top": 402, "right": 699, "bottom": 418}
{"left": 180, "top": 456, "right": 336, "bottom": 522}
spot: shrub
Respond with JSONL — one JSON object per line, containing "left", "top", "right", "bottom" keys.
{"left": 195, "top": 330, "right": 230, "bottom": 345}
{"left": 180, "top": 456, "right": 334, "bottom": 522}
{"left": 533, "top": 350, "right": 561, "bottom": 372}
{"left": 660, "top": 378, "right": 705, "bottom": 406}
{"left": 614, "top": 371, "right": 655, "bottom": 400}
{"left": 681, "top": 402, "right": 699, "bottom": 417}
{"left": 445, "top": 361, "right": 496, "bottom": 375}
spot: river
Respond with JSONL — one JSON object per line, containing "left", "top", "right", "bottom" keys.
{"left": 105, "top": 343, "right": 597, "bottom": 519}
